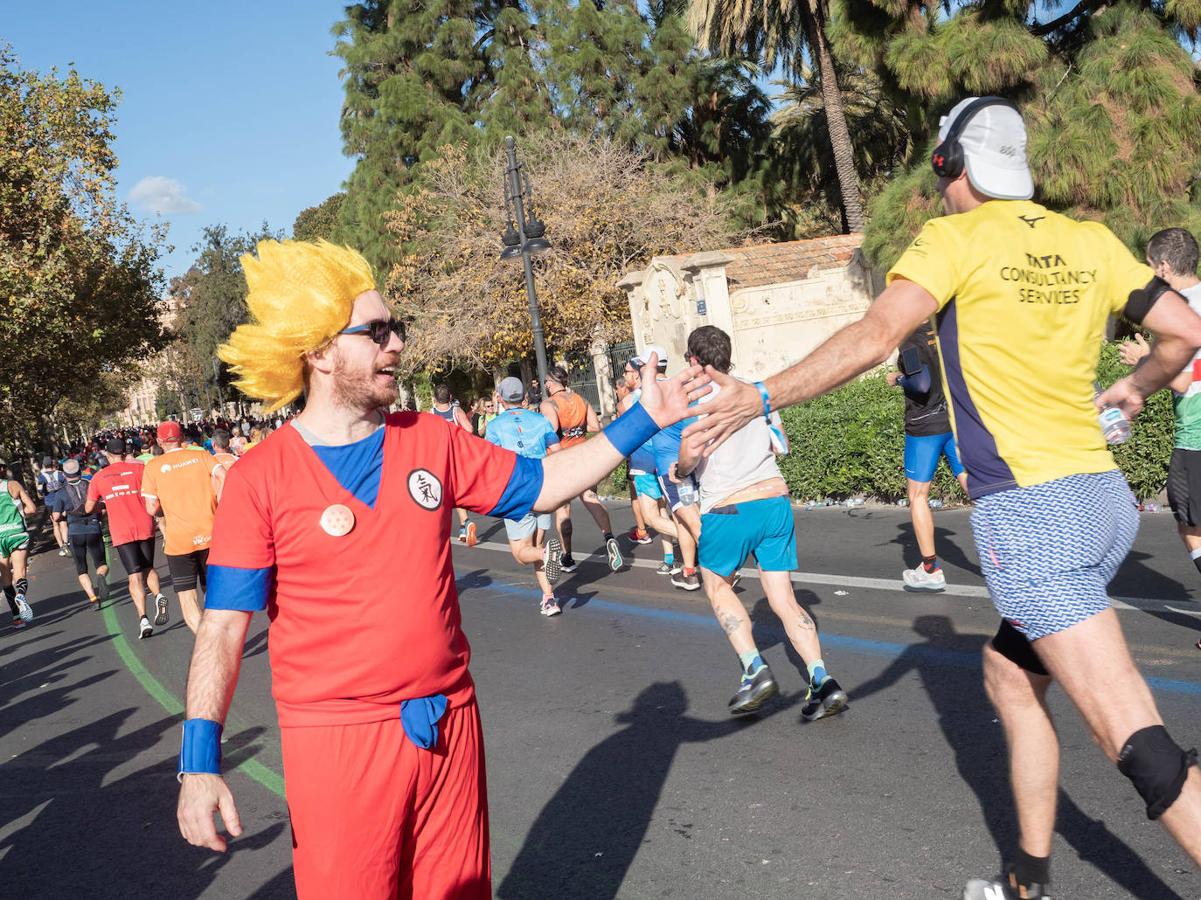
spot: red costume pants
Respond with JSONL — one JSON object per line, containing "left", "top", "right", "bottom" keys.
{"left": 280, "top": 700, "right": 490, "bottom": 899}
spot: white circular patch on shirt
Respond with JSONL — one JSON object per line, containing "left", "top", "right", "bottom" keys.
{"left": 407, "top": 469, "right": 443, "bottom": 510}
{"left": 160, "top": 463, "right": 171, "bottom": 474}
{"left": 320, "top": 503, "right": 356, "bottom": 537}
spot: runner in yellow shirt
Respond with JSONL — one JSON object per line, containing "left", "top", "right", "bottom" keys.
{"left": 688, "top": 97, "right": 1201, "bottom": 898}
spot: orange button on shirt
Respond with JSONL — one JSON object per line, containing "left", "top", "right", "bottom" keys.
{"left": 141, "top": 447, "right": 220, "bottom": 555}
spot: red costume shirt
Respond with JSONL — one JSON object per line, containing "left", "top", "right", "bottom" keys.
{"left": 205, "top": 412, "right": 540, "bottom": 727}
{"left": 86, "top": 461, "right": 154, "bottom": 546}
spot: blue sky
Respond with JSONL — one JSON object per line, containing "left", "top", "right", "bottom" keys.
{"left": 5, "top": 2, "right": 355, "bottom": 281}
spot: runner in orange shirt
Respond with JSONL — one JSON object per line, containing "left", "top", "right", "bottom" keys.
{"left": 141, "top": 421, "right": 225, "bottom": 633}
{"left": 540, "top": 365, "right": 623, "bottom": 572}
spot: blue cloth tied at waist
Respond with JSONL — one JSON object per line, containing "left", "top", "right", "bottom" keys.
{"left": 400, "top": 694, "right": 449, "bottom": 750}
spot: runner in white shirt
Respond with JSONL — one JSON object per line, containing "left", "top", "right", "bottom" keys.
{"left": 676, "top": 325, "right": 847, "bottom": 719}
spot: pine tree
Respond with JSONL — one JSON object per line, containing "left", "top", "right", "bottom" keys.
{"left": 332, "top": 0, "right": 484, "bottom": 271}
{"left": 852, "top": 2, "right": 1201, "bottom": 267}
{"left": 476, "top": 0, "right": 557, "bottom": 138}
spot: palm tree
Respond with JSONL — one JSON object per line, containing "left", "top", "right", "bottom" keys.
{"left": 771, "top": 63, "right": 910, "bottom": 197}
{"left": 689, "top": 0, "right": 866, "bottom": 231}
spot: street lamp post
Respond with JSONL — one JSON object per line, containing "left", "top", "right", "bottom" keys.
{"left": 500, "top": 135, "right": 552, "bottom": 390}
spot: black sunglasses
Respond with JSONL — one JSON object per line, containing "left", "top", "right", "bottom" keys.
{"left": 338, "top": 318, "right": 407, "bottom": 347}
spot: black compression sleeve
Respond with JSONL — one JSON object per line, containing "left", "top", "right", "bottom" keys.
{"left": 1124, "top": 276, "right": 1171, "bottom": 324}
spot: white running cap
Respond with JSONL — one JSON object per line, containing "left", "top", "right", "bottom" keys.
{"left": 938, "top": 97, "right": 1034, "bottom": 201}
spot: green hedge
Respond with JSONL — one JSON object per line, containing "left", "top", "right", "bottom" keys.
{"left": 1097, "top": 340, "right": 1174, "bottom": 500}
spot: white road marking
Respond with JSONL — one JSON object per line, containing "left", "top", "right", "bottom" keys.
{"left": 463, "top": 540, "right": 1194, "bottom": 614}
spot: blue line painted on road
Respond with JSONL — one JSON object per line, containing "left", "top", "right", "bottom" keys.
{"left": 457, "top": 571, "right": 1201, "bottom": 697}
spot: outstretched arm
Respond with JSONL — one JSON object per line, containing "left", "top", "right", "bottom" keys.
{"left": 177, "top": 609, "right": 252, "bottom": 853}
{"left": 683, "top": 280, "right": 938, "bottom": 456}
{"left": 1100, "top": 291, "right": 1201, "bottom": 418}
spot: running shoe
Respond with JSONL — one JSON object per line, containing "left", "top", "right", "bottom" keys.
{"left": 801, "top": 676, "right": 849, "bottom": 721}
{"left": 542, "top": 537, "right": 563, "bottom": 584}
{"left": 540, "top": 596, "right": 562, "bottom": 617}
{"left": 902, "top": 565, "right": 946, "bottom": 592}
{"left": 671, "top": 570, "right": 701, "bottom": 591}
{"left": 139, "top": 617, "right": 154, "bottom": 640}
{"left": 95, "top": 573, "right": 109, "bottom": 602}
{"left": 605, "top": 536, "right": 623, "bottom": 571}
{"left": 730, "top": 571, "right": 742, "bottom": 590}
{"left": 963, "top": 878, "right": 1047, "bottom": 900}
{"left": 153, "top": 593, "right": 169, "bottom": 627}
{"left": 728, "top": 660, "right": 778, "bottom": 715}
{"left": 11, "top": 615, "right": 23, "bottom": 629}
{"left": 628, "top": 528, "right": 652, "bottom": 545}
{"left": 559, "top": 553, "right": 578, "bottom": 573}
{"left": 15, "top": 594, "right": 32, "bottom": 624}
{"left": 457, "top": 526, "right": 468, "bottom": 544}
{"left": 464, "top": 521, "right": 478, "bottom": 547}
{"left": 655, "top": 561, "right": 674, "bottom": 575}
{"left": 58, "top": 547, "right": 68, "bottom": 557}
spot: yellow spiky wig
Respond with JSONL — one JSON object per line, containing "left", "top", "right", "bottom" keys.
{"left": 218, "top": 240, "right": 377, "bottom": 412}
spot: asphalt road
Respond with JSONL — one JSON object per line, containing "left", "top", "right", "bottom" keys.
{"left": 2, "top": 502, "right": 1199, "bottom": 899}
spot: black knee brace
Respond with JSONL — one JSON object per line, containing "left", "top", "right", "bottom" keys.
{"left": 1117, "top": 725, "right": 1198, "bottom": 819}
{"left": 560, "top": 518, "right": 573, "bottom": 538}
{"left": 15, "top": 577, "right": 28, "bottom": 595}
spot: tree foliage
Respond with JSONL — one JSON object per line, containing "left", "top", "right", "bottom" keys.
{"left": 331, "top": 0, "right": 777, "bottom": 273}
{"left": 386, "top": 133, "right": 754, "bottom": 371}
{"left": 0, "top": 46, "right": 167, "bottom": 454}
{"left": 168, "top": 223, "right": 281, "bottom": 414}
{"left": 292, "top": 193, "right": 346, "bottom": 243}
{"left": 848, "top": 2, "right": 1201, "bottom": 268}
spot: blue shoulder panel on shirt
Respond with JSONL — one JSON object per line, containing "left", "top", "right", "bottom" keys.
{"left": 488, "top": 455, "right": 543, "bottom": 520}
{"left": 206, "top": 564, "right": 273, "bottom": 611}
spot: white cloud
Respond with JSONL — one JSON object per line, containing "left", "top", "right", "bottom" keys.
{"left": 129, "top": 176, "right": 201, "bottom": 215}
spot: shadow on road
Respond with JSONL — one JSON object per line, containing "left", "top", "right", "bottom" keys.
{"left": 0, "top": 569, "right": 294, "bottom": 899}
{"left": 0, "top": 702, "right": 289, "bottom": 899}
{"left": 497, "top": 680, "right": 786, "bottom": 900}
{"left": 852, "top": 614, "right": 1183, "bottom": 899}
{"left": 887, "top": 522, "right": 982, "bottom": 577}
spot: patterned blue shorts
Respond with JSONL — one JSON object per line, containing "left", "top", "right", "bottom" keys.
{"left": 971, "top": 470, "right": 1138, "bottom": 640}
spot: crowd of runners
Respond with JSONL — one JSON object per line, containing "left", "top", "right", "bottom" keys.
{"left": 5, "top": 97, "right": 1201, "bottom": 900}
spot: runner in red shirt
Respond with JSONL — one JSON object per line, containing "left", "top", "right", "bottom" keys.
{"left": 174, "top": 239, "right": 705, "bottom": 899}
{"left": 86, "top": 437, "right": 165, "bottom": 638}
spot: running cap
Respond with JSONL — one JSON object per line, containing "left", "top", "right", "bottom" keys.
{"left": 938, "top": 97, "right": 1034, "bottom": 201}
{"left": 631, "top": 345, "right": 669, "bottom": 370}
{"left": 498, "top": 376, "right": 526, "bottom": 404}
{"left": 62, "top": 458, "right": 81, "bottom": 478}
{"left": 106, "top": 437, "right": 125, "bottom": 455}
{"left": 157, "top": 421, "right": 183, "bottom": 443}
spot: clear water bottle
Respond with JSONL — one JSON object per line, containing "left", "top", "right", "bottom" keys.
{"left": 677, "top": 476, "right": 698, "bottom": 506}
{"left": 1098, "top": 405, "right": 1131, "bottom": 444}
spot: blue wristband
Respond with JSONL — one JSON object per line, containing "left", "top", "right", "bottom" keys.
{"left": 603, "top": 402, "right": 660, "bottom": 457}
{"left": 754, "top": 381, "right": 771, "bottom": 418}
{"left": 178, "top": 718, "right": 223, "bottom": 780}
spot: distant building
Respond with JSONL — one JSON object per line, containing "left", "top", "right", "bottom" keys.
{"left": 617, "top": 234, "right": 878, "bottom": 382}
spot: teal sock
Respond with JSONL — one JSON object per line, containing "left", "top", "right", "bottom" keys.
{"left": 738, "top": 649, "right": 762, "bottom": 672}
{"left": 807, "top": 659, "right": 828, "bottom": 684}
{"left": 664, "top": 552, "right": 674, "bottom": 565}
